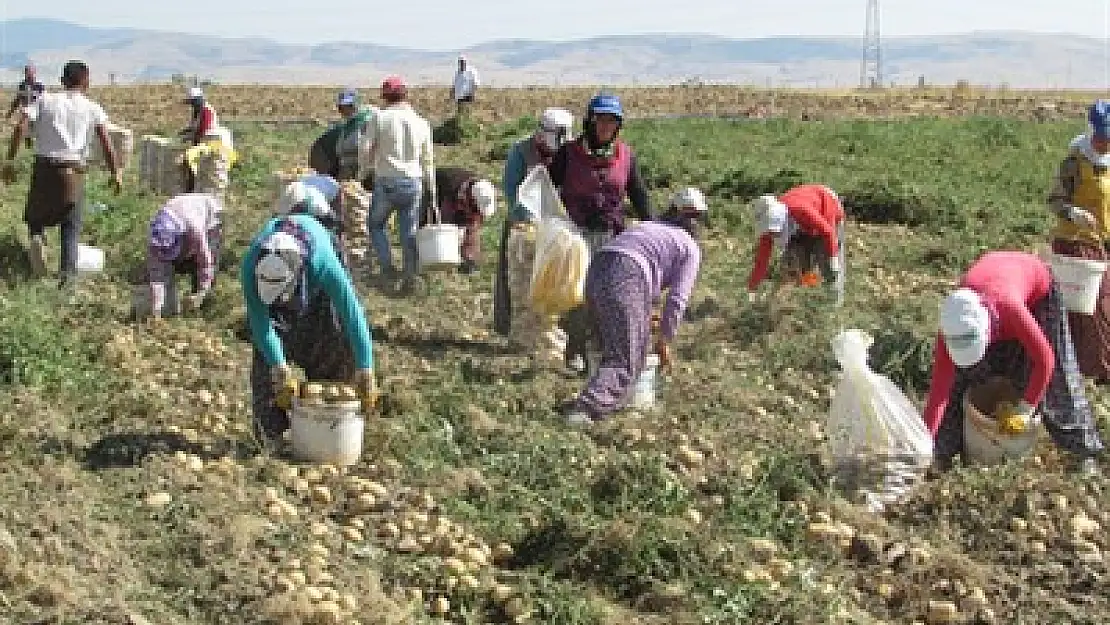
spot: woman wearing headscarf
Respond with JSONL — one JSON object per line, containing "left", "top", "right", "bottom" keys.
{"left": 747, "top": 184, "right": 845, "bottom": 306}
{"left": 144, "top": 192, "right": 224, "bottom": 318}
{"left": 1047, "top": 99, "right": 1110, "bottom": 383}
{"left": 425, "top": 166, "right": 498, "bottom": 274}
{"left": 494, "top": 107, "right": 575, "bottom": 340}
{"left": 549, "top": 93, "right": 653, "bottom": 373}
{"left": 241, "top": 210, "right": 376, "bottom": 448}
{"left": 922, "top": 251, "right": 1104, "bottom": 473}
{"left": 564, "top": 188, "right": 706, "bottom": 425}
{"left": 332, "top": 88, "right": 377, "bottom": 182}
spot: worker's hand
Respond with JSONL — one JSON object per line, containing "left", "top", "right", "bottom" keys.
{"left": 111, "top": 170, "right": 123, "bottom": 194}
{"left": 827, "top": 254, "right": 841, "bottom": 273}
{"left": 1, "top": 161, "right": 16, "bottom": 185}
{"left": 353, "top": 368, "right": 379, "bottom": 416}
{"left": 1068, "top": 206, "right": 1099, "bottom": 230}
{"left": 747, "top": 290, "right": 764, "bottom": 304}
{"left": 271, "top": 364, "right": 299, "bottom": 410}
{"left": 1000, "top": 400, "right": 1037, "bottom": 435}
{"left": 654, "top": 339, "right": 673, "bottom": 373}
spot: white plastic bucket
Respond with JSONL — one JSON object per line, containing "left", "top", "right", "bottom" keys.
{"left": 629, "top": 354, "right": 661, "bottom": 410}
{"left": 416, "top": 224, "right": 462, "bottom": 271}
{"left": 291, "top": 400, "right": 365, "bottom": 466}
{"left": 76, "top": 245, "right": 104, "bottom": 273}
{"left": 962, "top": 376, "right": 1041, "bottom": 466}
{"left": 1047, "top": 252, "right": 1107, "bottom": 315}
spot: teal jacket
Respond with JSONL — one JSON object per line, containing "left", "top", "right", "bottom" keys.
{"left": 241, "top": 214, "right": 374, "bottom": 369}
{"left": 502, "top": 137, "right": 536, "bottom": 222}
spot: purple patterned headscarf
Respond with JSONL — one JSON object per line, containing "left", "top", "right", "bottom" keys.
{"left": 150, "top": 210, "right": 184, "bottom": 262}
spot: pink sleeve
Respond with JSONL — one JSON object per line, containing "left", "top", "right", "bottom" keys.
{"left": 922, "top": 334, "right": 958, "bottom": 436}
{"left": 1006, "top": 301, "right": 1055, "bottom": 407}
{"left": 747, "top": 234, "right": 775, "bottom": 291}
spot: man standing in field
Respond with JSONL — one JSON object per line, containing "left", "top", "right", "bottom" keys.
{"left": 452, "top": 56, "right": 479, "bottom": 118}
{"left": 2, "top": 60, "right": 122, "bottom": 288}
{"left": 7, "top": 64, "right": 45, "bottom": 148}
{"left": 365, "top": 75, "right": 436, "bottom": 294}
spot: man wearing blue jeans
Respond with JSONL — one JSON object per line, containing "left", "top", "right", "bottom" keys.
{"left": 364, "top": 75, "right": 435, "bottom": 293}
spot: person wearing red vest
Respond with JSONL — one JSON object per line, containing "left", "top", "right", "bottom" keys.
{"left": 549, "top": 93, "right": 653, "bottom": 374}
{"left": 922, "top": 251, "right": 1103, "bottom": 474}
{"left": 747, "top": 184, "right": 845, "bottom": 305}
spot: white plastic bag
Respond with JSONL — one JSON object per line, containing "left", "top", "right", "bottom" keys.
{"left": 826, "top": 329, "right": 933, "bottom": 465}
{"left": 517, "top": 165, "right": 566, "bottom": 221}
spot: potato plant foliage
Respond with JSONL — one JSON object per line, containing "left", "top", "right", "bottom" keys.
{"left": 0, "top": 86, "right": 1106, "bottom": 625}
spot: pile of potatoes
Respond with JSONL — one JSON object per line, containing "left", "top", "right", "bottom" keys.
{"left": 340, "top": 181, "right": 371, "bottom": 265}
{"left": 300, "top": 382, "right": 360, "bottom": 406}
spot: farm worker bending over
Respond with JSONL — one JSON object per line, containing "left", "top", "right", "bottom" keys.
{"left": 145, "top": 192, "right": 224, "bottom": 317}
{"left": 922, "top": 251, "right": 1104, "bottom": 474}
{"left": 549, "top": 93, "right": 653, "bottom": 373}
{"left": 424, "top": 166, "right": 497, "bottom": 274}
{"left": 564, "top": 188, "right": 706, "bottom": 426}
{"left": 1047, "top": 99, "right": 1110, "bottom": 384}
{"left": 180, "top": 87, "right": 228, "bottom": 147}
{"left": 3, "top": 60, "right": 122, "bottom": 287}
{"left": 333, "top": 88, "right": 376, "bottom": 182}
{"left": 494, "top": 107, "right": 575, "bottom": 340}
{"left": 747, "top": 184, "right": 845, "bottom": 305}
{"left": 365, "top": 75, "right": 436, "bottom": 294}
{"left": 274, "top": 177, "right": 354, "bottom": 267}
{"left": 241, "top": 212, "right": 377, "bottom": 448}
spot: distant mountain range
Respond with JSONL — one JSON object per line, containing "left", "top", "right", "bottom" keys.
{"left": 0, "top": 18, "right": 1096, "bottom": 88}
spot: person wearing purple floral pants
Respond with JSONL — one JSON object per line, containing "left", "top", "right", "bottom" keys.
{"left": 566, "top": 188, "right": 708, "bottom": 425}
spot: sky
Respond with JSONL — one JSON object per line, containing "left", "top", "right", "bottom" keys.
{"left": 1, "top": 0, "right": 1109, "bottom": 50}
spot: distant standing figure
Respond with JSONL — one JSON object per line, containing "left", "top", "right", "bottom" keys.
{"left": 3, "top": 60, "right": 122, "bottom": 288}
{"left": 7, "top": 64, "right": 45, "bottom": 148}
{"left": 452, "top": 56, "right": 479, "bottom": 117}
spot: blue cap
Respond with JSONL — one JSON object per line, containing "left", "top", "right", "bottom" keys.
{"left": 587, "top": 93, "right": 623, "bottom": 119}
{"left": 336, "top": 88, "right": 358, "bottom": 107}
{"left": 1090, "top": 100, "right": 1110, "bottom": 138}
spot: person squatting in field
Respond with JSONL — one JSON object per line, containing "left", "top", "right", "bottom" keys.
{"left": 423, "top": 166, "right": 498, "bottom": 275}
{"left": 3, "top": 60, "right": 122, "bottom": 288}
{"left": 494, "top": 107, "right": 575, "bottom": 355}
{"left": 1047, "top": 99, "right": 1110, "bottom": 384}
{"left": 548, "top": 93, "right": 654, "bottom": 374}
{"left": 241, "top": 208, "right": 377, "bottom": 449}
{"left": 144, "top": 192, "right": 225, "bottom": 318}
{"left": 564, "top": 187, "right": 706, "bottom": 426}
{"left": 747, "top": 184, "right": 845, "bottom": 306}
{"left": 922, "top": 251, "right": 1104, "bottom": 474}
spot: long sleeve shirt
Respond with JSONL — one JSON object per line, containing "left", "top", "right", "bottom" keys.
{"left": 148, "top": 193, "right": 223, "bottom": 314}
{"left": 241, "top": 214, "right": 374, "bottom": 370}
{"left": 921, "top": 251, "right": 1055, "bottom": 435}
{"left": 599, "top": 221, "right": 701, "bottom": 341}
{"left": 747, "top": 184, "right": 844, "bottom": 291}
{"left": 547, "top": 142, "right": 653, "bottom": 226}
{"left": 365, "top": 102, "right": 435, "bottom": 202}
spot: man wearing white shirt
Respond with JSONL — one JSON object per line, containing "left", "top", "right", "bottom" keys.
{"left": 365, "top": 75, "right": 435, "bottom": 293}
{"left": 452, "top": 56, "right": 479, "bottom": 117}
{"left": 2, "top": 60, "right": 121, "bottom": 287}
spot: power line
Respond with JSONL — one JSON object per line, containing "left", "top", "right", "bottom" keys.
{"left": 861, "top": 0, "right": 882, "bottom": 89}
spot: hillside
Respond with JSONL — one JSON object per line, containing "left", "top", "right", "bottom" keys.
{"left": 0, "top": 18, "right": 1097, "bottom": 88}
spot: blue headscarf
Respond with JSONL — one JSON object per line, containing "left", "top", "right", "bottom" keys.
{"left": 1089, "top": 100, "right": 1110, "bottom": 139}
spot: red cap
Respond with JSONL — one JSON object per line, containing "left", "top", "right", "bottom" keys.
{"left": 382, "top": 75, "right": 406, "bottom": 94}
